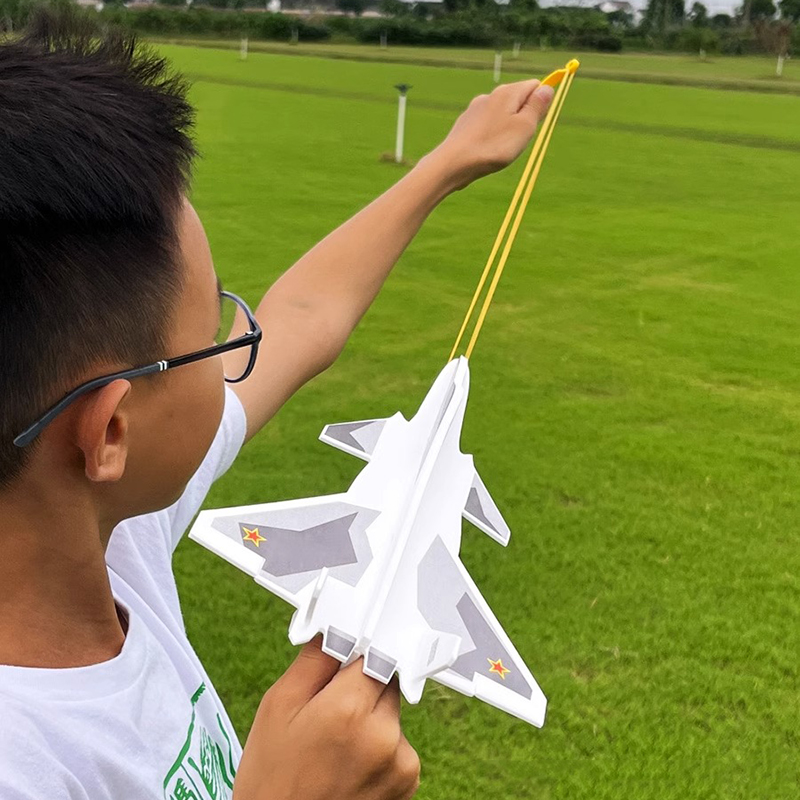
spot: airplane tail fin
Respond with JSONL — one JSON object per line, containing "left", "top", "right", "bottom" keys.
{"left": 462, "top": 471, "right": 511, "bottom": 546}
{"left": 400, "top": 631, "right": 461, "bottom": 704}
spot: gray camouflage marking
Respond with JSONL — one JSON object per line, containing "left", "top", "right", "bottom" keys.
{"left": 451, "top": 595, "right": 533, "bottom": 698}
{"left": 238, "top": 514, "right": 358, "bottom": 577}
{"left": 211, "top": 501, "right": 378, "bottom": 594}
{"left": 323, "top": 419, "right": 385, "bottom": 455}
{"left": 417, "top": 536, "right": 532, "bottom": 699}
{"left": 417, "top": 537, "right": 473, "bottom": 650}
{"left": 464, "top": 474, "right": 510, "bottom": 542}
{"left": 427, "top": 637, "right": 439, "bottom": 666}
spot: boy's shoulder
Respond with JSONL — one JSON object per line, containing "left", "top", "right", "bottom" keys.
{"left": 0, "top": 698, "right": 89, "bottom": 799}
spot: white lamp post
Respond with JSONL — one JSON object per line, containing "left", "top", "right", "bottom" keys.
{"left": 394, "top": 83, "right": 411, "bottom": 164}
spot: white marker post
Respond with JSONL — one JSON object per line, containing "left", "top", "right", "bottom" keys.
{"left": 493, "top": 51, "right": 502, "bottom": 83}
{"left": 240, "top": 36, "right": 248, "bottom": 61}
{"left": 380, "top": 31, "right": 388, "bottom": 49}
{"left": 291, "top": 26, "right": 299, "bottom": 45}
{"left": 394, "top": 83, "right": 411, "bottom": 164}
{"left": 512, "top": 41, "right": 521, "bottom": 58}
{"left": 777, "top": 53, "right": 785, "bottom": 77}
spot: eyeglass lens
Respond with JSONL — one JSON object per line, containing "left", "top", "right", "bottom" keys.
{"left": 218, "top": 294, "right": 253, "bottom": 381}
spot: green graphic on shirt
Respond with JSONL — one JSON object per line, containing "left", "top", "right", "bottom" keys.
{"left": 163, "top": 683, "right": 237, "bottom": 800}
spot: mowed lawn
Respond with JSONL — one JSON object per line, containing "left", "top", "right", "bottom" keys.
{"left": 155, "top": 38, "right": 800, "bottom": 92}
{"left": 164, "top": 44, "right": 800, "bottom": 799}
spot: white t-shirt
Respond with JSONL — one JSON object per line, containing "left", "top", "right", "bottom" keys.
{"left": 0, "top": 387, "right": 248, "bottom": 800}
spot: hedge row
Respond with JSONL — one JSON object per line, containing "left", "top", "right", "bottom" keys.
{"left": 91, "top": 6, "right": 627, "bottom": 49}
{"left": 98, "top": 6, "right": 331, "bottom": 41}
{"left": 2, "top": 2, "right": 797, "bottom": 54}
{"left": 95, "top": 7, "right": 799, "bottom": 54}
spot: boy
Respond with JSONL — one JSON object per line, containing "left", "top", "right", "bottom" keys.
{"left": 0, "top": 7, "right": 554, "bottom": 799}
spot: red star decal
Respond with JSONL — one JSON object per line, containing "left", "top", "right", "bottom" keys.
{"left": 488, "top": 657, "right": 510, "bottom": 680}
{"left": 242, "top": 526, "right": 266, "bottom": 547}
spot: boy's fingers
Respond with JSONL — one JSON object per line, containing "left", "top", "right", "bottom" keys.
{"left": 324, "top": 656, "right": 389, "bottom": 712}
{"left": 500, "top": 78, "right": 543, "bottom": 112}
{"left": 396, "top": 736, "right": 422, "bottom": 796}
{"left": 373, "top": 676, "right": 401, "bottom": 717}
{"left": 274, "top": 636, "right": 341, "bottom": 709}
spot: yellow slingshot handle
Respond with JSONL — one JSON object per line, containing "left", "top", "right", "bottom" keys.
{"left": 540, "top": 59, "right": 581, "bottom": 88}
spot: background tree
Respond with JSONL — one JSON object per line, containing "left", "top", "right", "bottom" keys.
{"left": 753, "top": 15, "right": 791, "bottom": 49}
{"left": 509, "top": 0, "right": 538, "bottom": 11}
{"left": 748, "top": 0, "right": 777, "bottom": 19}
{"left": 379, "top": 0, "right": 409, "bottom": 14}
{"left": 643, "top": 0, "right": 685, "bottom": 31}
{"left": 606, "top": 7, "right": 635, "bottom": 27}
{"left": 778, "top": 0, "right": 800, "bottom": 20}
{"left": 336, "top": 0, "right": 367, "bottom": 14}
{"left": 412, "top": 1, "right": 430, "bottom": 18}
{"left": 688, "top": 1, "right": 708, "bottom": 25}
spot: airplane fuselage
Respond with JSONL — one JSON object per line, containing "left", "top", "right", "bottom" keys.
{"left": 288, "top": 358, "right": 473, "bottom": 699}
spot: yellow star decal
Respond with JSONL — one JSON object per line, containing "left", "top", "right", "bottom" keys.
{"left": 488, "top": 657, "right": 510, "bottom": 680}
{"left": 242, "top": 526, "right": 266, "bottom": 547}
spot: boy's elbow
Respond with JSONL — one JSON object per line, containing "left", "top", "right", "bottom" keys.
{"left": 300, "top": 311, "right": 353, "bottom": 378}
{"left": 264, "top": 286, "right": 361, "bottom": 380}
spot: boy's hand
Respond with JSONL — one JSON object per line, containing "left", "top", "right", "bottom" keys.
{"left": 429, "top": 79, "right": 555, "bottom": 192}
{"left": 234, "top": 638, "right": 420, "bottom": 800}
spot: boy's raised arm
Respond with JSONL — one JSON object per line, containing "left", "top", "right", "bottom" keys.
{"left": 224, "top": 80, "right": 554, "bottom": 442}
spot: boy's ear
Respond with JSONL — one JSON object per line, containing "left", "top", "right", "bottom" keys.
{"left": 74, "top": 379, "right": 133, "bottom": 483}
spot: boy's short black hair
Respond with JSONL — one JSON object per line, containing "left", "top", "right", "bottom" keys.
{"left": 0, "top": 6, "right": 197, "bottom": 487}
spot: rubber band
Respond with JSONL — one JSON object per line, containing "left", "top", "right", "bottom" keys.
{"left": 449, "top": 60, "right": 579, "bottom": 362}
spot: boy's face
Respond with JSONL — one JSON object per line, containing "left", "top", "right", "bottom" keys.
{"left": 103, "top": 198, "right": 227, "bottom": 521}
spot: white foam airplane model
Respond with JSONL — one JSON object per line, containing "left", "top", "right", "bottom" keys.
{"left": 190, "top": 59, "right": 582, "bottom": 728}
{"left": 190, "top": 357, "right": 546, "bottom": 726}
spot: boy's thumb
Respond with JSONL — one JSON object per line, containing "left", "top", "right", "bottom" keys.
{"left": 524, "top": 83, "right": 555, "bottom": 119}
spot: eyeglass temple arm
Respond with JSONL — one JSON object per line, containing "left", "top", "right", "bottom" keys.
{"left": 13, "top": 362, "right": 166, "bottom": 448}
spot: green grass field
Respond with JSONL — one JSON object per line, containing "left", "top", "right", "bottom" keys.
{"left": 155, "top": 37, "right": 800, "bottom": 93}
{"left": 165, "top": 43, "right": 800, "bottom": 799}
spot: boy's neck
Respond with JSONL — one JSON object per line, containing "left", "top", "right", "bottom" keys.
{"left": 0, "top": 483, "right": 125, "bottom": 670}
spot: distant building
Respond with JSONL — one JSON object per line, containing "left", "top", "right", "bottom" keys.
{"left": 597, "top": 0, "right": 634, "bottom": 12}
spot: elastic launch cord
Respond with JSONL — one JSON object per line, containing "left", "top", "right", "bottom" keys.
{"left": 449, "top": 59, "right": 579, "bottom": 362}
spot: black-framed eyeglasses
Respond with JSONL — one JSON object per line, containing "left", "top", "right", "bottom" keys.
{"left": 13, "top": 290, "right": 262, "bottom": 448}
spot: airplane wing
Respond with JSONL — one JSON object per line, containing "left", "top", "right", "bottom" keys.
{"left": 319, "top": 418, "right": 388, "bottom": 461}
{"left": 417, "top": 536, "right": 547, "bottom": 727}
{"left": 189, "top": 494, "right": 380, "bottom": 607}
